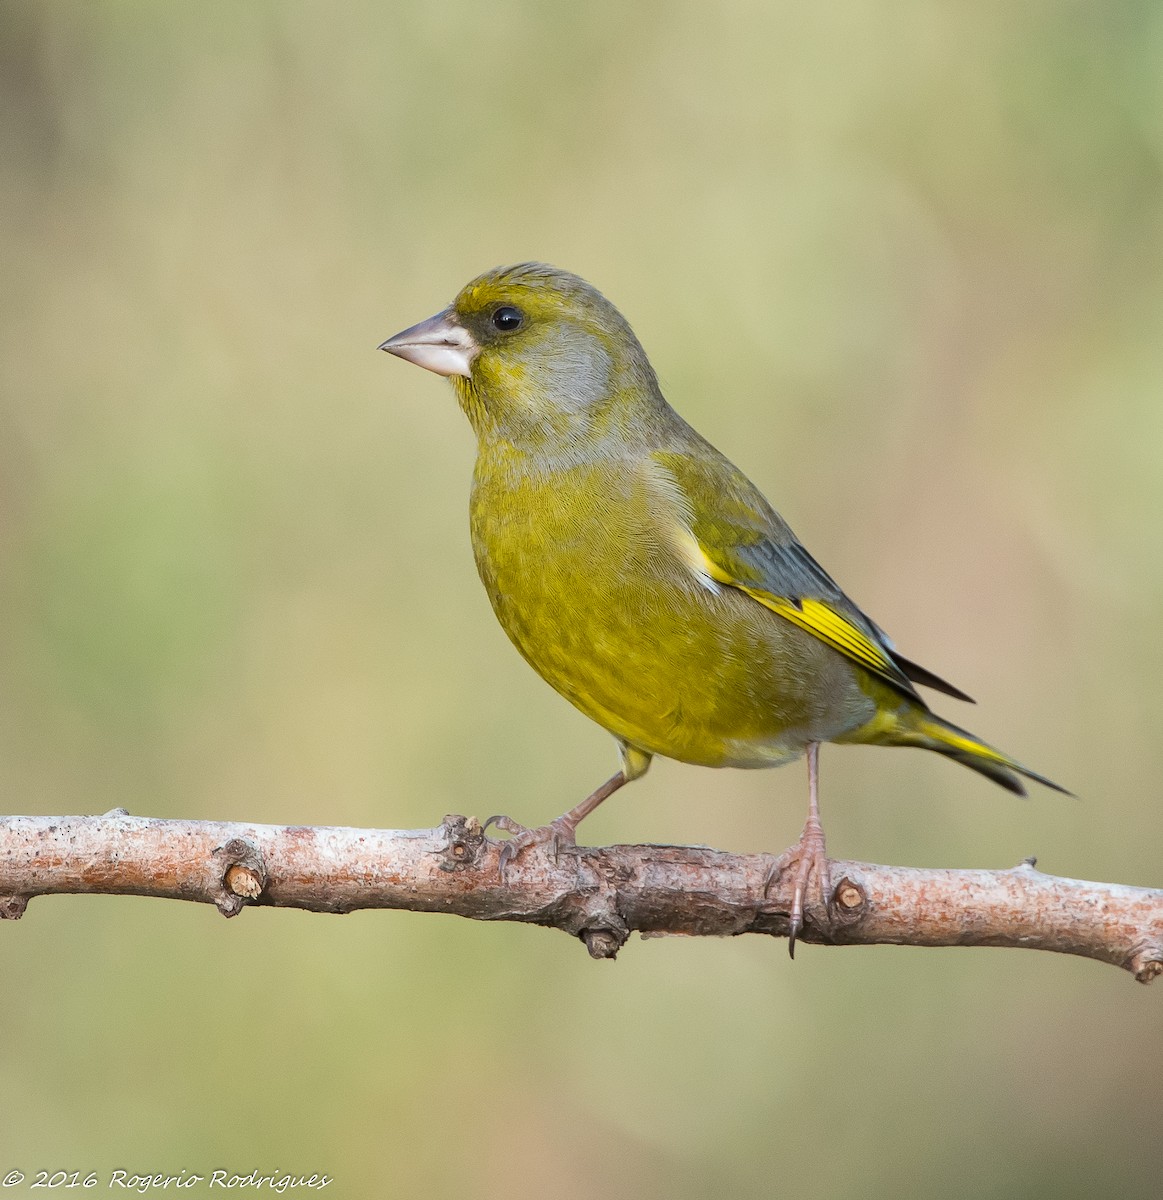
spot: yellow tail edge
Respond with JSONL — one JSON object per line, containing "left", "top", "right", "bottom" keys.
{"left": 884, "top": 711, "right": 1072, "bottom": 797}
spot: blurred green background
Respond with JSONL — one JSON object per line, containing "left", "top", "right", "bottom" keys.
{"left": 3, "top": 2, "right": 1162, "bottom": 1197}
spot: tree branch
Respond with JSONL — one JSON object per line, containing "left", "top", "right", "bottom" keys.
{"left": 1, "top": 812, "right": 1159, "bottom": 983}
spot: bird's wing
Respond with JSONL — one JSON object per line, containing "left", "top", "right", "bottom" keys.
{"left": 651, "top": 449, "right": 971, "bottom": 704}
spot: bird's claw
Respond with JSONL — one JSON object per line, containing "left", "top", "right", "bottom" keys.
{"left": 483, "top": 813, "right": 578, "bottom": 876}
{"left": 765, "top": 819, "right": 832, "bottom": 959}
{"left": 482, "top": 813, "right": 524, "bottom": 839}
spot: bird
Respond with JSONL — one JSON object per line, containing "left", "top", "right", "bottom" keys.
{"left": 379, "top": 262, "right": 1067, "bottom": 954}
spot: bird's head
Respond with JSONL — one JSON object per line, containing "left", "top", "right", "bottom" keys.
{"left": 380, "top": 263, "right": 665, "bottom": 448}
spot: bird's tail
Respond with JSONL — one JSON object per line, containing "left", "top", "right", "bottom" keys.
{"left": 870, "top": 709, "right": 1071, "bottom": 796}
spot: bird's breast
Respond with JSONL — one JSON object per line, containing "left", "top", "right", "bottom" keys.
{"left": 468, "top": 451, "right": 869, "bottom": 766}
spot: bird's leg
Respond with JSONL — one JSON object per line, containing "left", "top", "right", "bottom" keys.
{"left": 768, "top": 741, "right": 832, "bottom": 958}
{"left": 484, "top": 770, "right": 629, "bottom": 874}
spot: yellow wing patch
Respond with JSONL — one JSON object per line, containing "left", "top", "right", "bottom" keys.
{"left": 738, "top": 589, "right": 901, "bottom": 682}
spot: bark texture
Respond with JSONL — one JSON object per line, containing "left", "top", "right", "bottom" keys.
{"left": 1, "top": 812, "right": 1159, "bottom": 983}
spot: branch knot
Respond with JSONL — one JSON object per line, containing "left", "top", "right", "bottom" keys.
{"left": 211, "top": 838, "right": 267, "bottom": 917}
{"left": 439, "top": 814, "right": 486, "bottom": 872}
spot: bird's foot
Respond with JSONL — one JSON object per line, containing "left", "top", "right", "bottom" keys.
{"left": 766, "top": 815, "right": 832, "bottom": 959}
{"left": 482, "top": 813, "right": 580, "bottom": 875}
{"left": 481, "top": 771, "right": 629, "bottom": 878}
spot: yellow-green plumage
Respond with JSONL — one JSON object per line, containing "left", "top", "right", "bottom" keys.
{"left": 382, "top": 263, "right": 1066, "bottom": 817}
{"left": 469, "top": 444, "right": 874, "bottom": 771}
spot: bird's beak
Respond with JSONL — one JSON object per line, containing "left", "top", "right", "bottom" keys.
{"left": 378, "top": 308, "right": 478, "bottom": 378}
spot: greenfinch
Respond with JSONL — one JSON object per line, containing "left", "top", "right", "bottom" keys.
{"left": 380, "top": 263, "right": 1066, "bottom": 951}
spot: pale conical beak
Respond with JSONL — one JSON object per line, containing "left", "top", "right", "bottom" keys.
{"left": 378, "top": 308, "right": 478, "bottom": 378}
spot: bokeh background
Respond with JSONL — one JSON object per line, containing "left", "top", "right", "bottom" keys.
{"left": 3, "top": 3, "right": 1162, "bottom": 1196}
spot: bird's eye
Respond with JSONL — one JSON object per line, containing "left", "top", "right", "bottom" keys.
{"left": 491, "top": 305, "right": 524, "bottom": 332}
